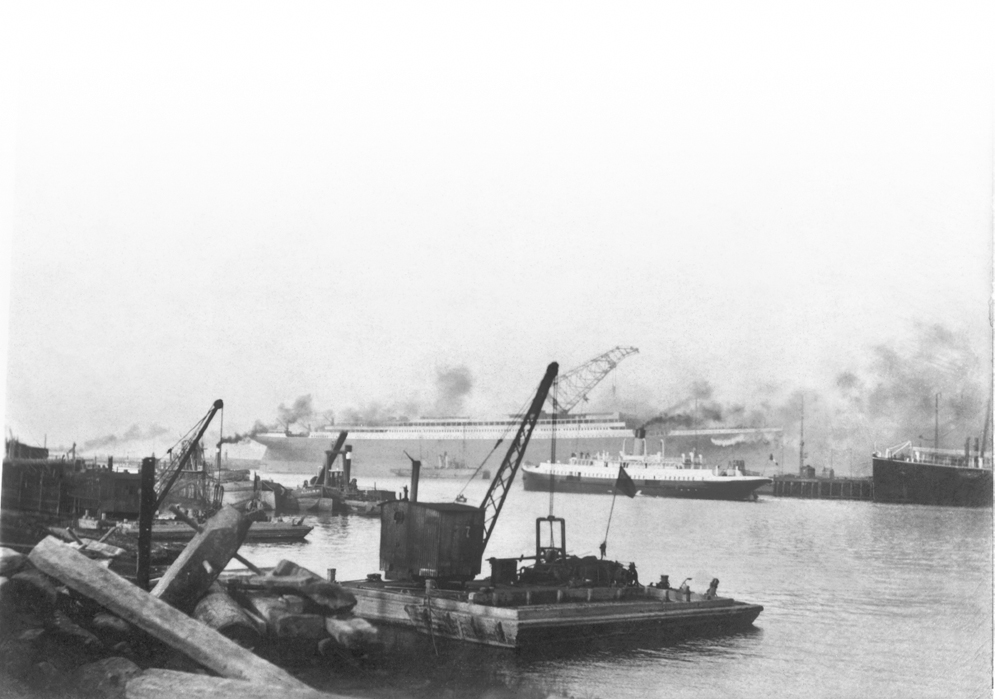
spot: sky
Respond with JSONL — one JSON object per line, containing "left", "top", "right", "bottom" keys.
{"left": 2, "top": 1, "right": 992, "bottom": 463}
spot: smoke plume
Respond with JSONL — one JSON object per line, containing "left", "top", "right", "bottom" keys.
{"left": 629, "top": 322, "right": 990, "bottom": 475}
{"left": 82, "top": 423, "right": 171, "bottom": 451}
{"left": 277, "top": 395, "right": 315, "bottom": 430}
{"left": 431, "top": 365, "right": 474, "bottom": 416}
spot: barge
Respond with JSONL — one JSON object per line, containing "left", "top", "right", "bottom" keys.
{"left": 345, "top": 512, "right": 763, "bottom": 649}
{"left": 342, "top": 361, "right": 764, "bottom": 649}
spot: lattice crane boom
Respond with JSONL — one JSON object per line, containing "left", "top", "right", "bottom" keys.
{"left": 153, "top": 399, "right": 223, "bottom": 510}
{"left": 480, "top": 362, "right": 558, "bottom": 552}
{"left": 546, "top": 346, "right": 638, "bottom": 415}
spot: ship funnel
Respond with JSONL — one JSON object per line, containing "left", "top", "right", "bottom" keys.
{"left": 404, "top": 450, "right": 420, "bottom": 502}
{"left": 634, "top": 428, "right": 646, "bottom": 456}
{"left": 343, "top": 445, "right": 352, "bottom": 484}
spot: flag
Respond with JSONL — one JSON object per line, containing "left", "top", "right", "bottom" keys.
{"left": 615, "top": 465, "right": 637, "bottom": 498}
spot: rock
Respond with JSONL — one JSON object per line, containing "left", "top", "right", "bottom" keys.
{"left": 6, "top": 569, "right": 59, "bottom": 618}
{"left": 72, "top": 656, "right": 142, "bottom": 699}
{"left": 0, "top": 635, "right": 41, "bottom": 680}
{"left": 324, "top": 616, "right": 378, "bottom": 650}
{"left": 17, "top": 628, "right": 45, "bottom": 642}
{"left": 32, "top": 659, "right": 63, "bottom": 691}
{"left": 51, "top": 609, "right": 105, "bottom": 652}
{"left": 90, "top": 612, "right": 135, "bottom": 646}
{"left": 0, "top": 547, "right": 27, "bottom": 577}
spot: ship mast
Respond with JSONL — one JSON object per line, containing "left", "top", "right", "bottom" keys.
{"left": 934, "top": 393, "right": 940, "bottom": 454}
{"left": 981, "top": 398, "right": 991, "bottom": 461}
{"left": 798, "top": 395, "right": 805, "bottom": 476}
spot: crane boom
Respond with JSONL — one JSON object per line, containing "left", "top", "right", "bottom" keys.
{"left": 154, "top": 399, "right": 224, "bottom": 510}
{"left": 480, "top": 362, "right": 559, "bottom": 552}
{"left": 546, "top": 346, "right": 638, "bottom": 414}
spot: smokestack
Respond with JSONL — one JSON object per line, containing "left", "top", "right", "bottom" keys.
{"left": 324, "top": 449, "right": 335, "bottom": 486}
{"left": 410, "top": 459, "right": 420, "bottom": 502}
{"left": 343, "top": 445, "right": 352, "bottom": 485}
{"left": 634, "top": 428, "right": 646, "bottom": 456}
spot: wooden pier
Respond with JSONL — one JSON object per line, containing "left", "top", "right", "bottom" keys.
{"left": 770, "top": 477, "right": 874, "bottom": 500}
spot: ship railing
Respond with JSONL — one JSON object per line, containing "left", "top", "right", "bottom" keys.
{"left": 883, "top": 441, "right": 913, "bottom": 458}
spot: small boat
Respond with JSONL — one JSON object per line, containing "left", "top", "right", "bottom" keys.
{"left": 79, "top": 516, "right": 313, "bottom": 543}
{"left": 293, "top": 438, "right": 395, "bottom": 515}
{"left": 391, "top": 452, "right": 491, "bottom": 480}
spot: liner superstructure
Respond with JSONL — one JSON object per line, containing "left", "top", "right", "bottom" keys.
{"left": 252, "top": 413, "right": 633, "bottom": 472}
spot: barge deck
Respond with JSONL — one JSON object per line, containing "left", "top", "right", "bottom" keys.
{"left": 342, "top": 579, "right": 763, "bottom": 649}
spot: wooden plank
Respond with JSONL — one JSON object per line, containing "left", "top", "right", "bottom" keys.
{"left": 193, "top": 585, "right": 263, "bottom": 647}
{"left": 28, "top": 536, "right": 306, "bottom": 689}
{"left": 152, "top": 506, "right": 251, "bottom": 611}
{"left": 125, "top": 668, "right": 353, "bottom": 699}
{"left": 244, "top": 593, "right": 327, "bottom": 638}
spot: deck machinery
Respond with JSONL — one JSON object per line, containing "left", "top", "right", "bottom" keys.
{"left": 379, "top": 362, "right": 558, "bottom": 583}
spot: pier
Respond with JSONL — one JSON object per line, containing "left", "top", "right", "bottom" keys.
{"left": 770, "top": 477, "right": 874, "bottom": 500}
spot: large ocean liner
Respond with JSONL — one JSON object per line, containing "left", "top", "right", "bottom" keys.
{"left": 254, "top": 346, "right": 644, "bottom": 474}
{"left": 251, "top": 412, "right": 634, "bottom": 475}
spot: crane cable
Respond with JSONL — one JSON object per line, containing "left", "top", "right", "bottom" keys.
{"left": 453, "top": 387, "right": 536, "bottom": 501}
{"left": 548, "top": 382, "right": 557, "bottom": 518}
{"left": 601, "top": 476, "right": 621, "bottom": 558}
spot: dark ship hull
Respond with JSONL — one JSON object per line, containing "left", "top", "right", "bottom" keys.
{"left": 872, "top": 456, "right": 992, "bottom": 507}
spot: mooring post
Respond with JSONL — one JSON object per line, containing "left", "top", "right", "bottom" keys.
{"left": 137, "top": 456, "right": 157, "bottom": 590}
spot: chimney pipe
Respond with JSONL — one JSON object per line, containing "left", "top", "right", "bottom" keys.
{"left": 410, "top": 459, "right": 420, "bottom": 502}
{"left": 343, "top": 445, "right": 352, "bottom": 485}
{"left": 323, "top": 449, "right": 335, "bottom": 486}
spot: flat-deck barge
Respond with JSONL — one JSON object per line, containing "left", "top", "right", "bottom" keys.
{"left": 342, "top": 577, "right": 762, "bottom": 649}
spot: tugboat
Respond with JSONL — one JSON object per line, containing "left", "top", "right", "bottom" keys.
{"left": 342, "top": 363, "right": 764, "bottom": 649}
{"left": 292, "top": 434, "right": 395, "bottom": 515}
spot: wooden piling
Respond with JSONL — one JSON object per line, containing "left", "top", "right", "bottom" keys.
{"left": 136, "top": 457, "right": 156, "bottom": 590}
{"left": 770, "top": 476, "right": 874, "bottom": 501}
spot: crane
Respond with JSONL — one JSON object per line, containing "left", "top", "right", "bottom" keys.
{"left": 379, "top": 362, "right": 558, "bottom": 581}
{"left": 154, "top": 399, "right": 224, "bottom": 511}
{"left": 546, "top": 346, "right": 638, "bottom": 415}
{"left": 480, "top": 361, "right": 558, "bottom": 552}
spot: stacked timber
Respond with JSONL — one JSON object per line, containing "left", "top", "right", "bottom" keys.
{"left": 0, "top": 505, "right": 375, "bottom": 698}
{"left": 223, "top": 559, "right": 377, "bottom": 661}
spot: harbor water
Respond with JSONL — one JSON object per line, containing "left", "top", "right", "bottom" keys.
{"left": 238, "top": 470, "right": 993, "bottom": 699}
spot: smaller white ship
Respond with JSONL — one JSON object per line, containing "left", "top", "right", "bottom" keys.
{"left": 522, "top": 430, "right": 771, "bottom": 501}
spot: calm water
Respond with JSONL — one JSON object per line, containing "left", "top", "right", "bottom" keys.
{"left": 237, "top": 471, "right": 993, "bottom": 699}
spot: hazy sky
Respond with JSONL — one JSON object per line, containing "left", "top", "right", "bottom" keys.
{"left": 2, "top": 1, "right": 992, "bottom": 454}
